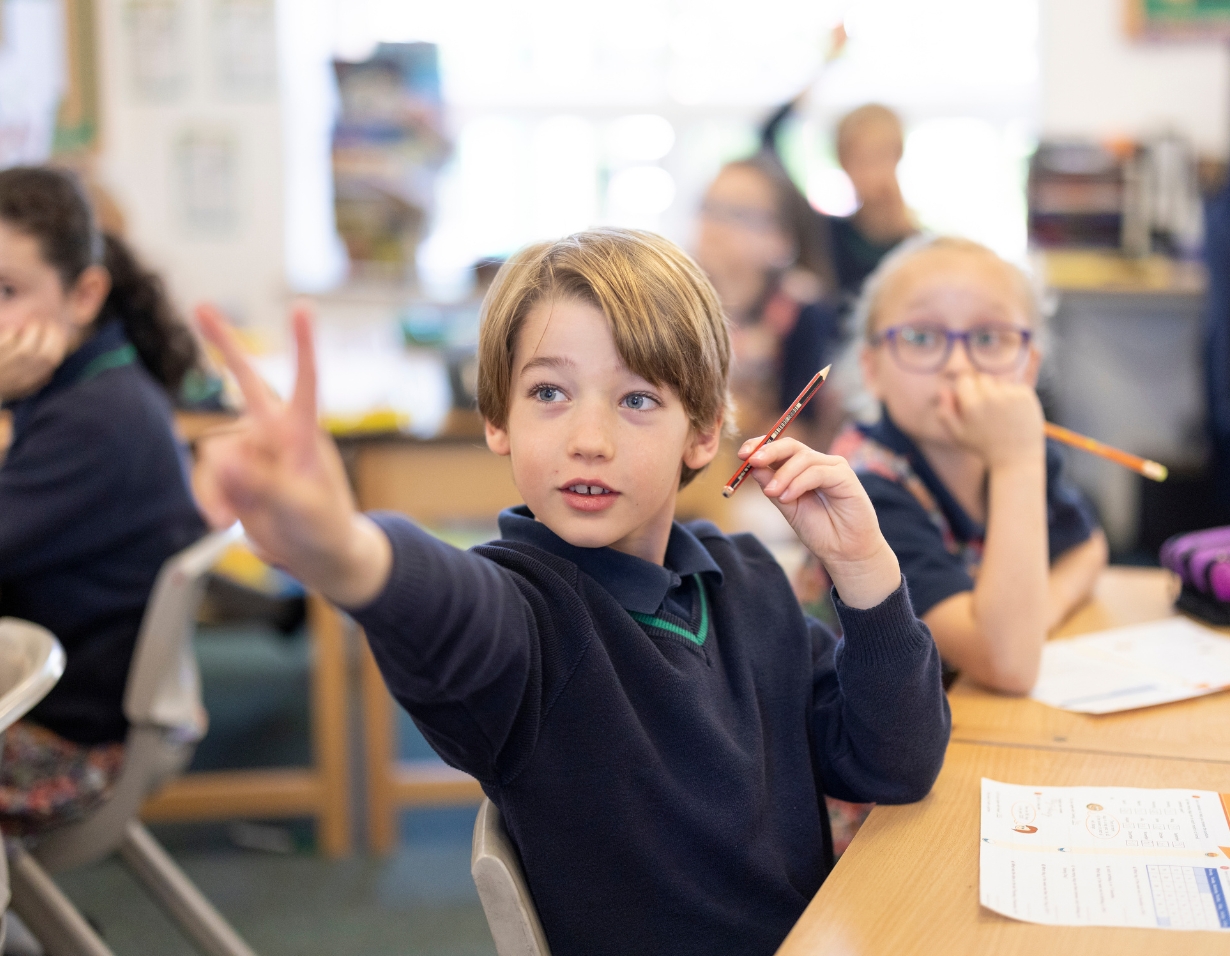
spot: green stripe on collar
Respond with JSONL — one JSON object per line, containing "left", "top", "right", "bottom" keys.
{"left": 79, "top": 343, "right": 138, "bottom": 383}
{"left": 628, "top": 574, "right": 710, "bottom": 647}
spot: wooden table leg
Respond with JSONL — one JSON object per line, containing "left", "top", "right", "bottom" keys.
{"left": 307, "top": 595, "right": 352, "bottom": 858}
{"left": 360, "top": 637, "right": 399, "bottom": 856}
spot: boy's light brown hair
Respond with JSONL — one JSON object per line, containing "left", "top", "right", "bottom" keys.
{"left": 477, "top": 228, "right": 734, "bottom": 487}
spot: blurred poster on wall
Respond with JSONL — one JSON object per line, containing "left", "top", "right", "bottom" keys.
{"left": 54, "top": 0, "right": 101, "bottom": 155}
{"left": 125, "top": 0, "right": 186, "bottom": 100}
{"left": 0, "top": 0, "right": 66, "bottom": 167}
{"left": 175, "top": 128, "right": 239, "bottom": 235}
{"left": 211, "top": 0, "right": 276, "bottom": 98}
{"left": 1127, "top": 0, "right": 1230, "bottom": 40}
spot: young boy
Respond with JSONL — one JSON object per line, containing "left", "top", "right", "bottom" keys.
{"left": 827, "top": 104, "right": 916, "bottom": 299}
{"left": 193, "top": 229, "right": 950, "bottom": 956}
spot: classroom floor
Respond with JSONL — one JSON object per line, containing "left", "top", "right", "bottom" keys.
{"left": 52, "top": 623, "right": 496, "bottom": 956}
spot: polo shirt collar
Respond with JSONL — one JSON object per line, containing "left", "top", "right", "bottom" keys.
{"left": 861, "top": 408, "right": 985, "bottom": 543}
{"left": 497, "top": 505, "right": 723, "bottom": 615}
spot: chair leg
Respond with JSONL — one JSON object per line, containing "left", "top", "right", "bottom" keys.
{"left": 116, "top": 822, "right": 258, "bottom": 956}
{"left": 7, "top": 845, "right": 114, "bottom": 956}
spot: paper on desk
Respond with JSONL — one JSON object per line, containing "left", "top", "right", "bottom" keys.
{"left": 1029, "top": 617, "right": 1230, "bottom": 714}
{"left": 980, "top": 778, "right": 1230, "bottom": 931}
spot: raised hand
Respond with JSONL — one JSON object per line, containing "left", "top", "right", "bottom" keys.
{"left": 193, "top": 304, "right": 391, "bottom": 606}
{"left": 935, "top": 373, "right": 1044, "bottom": 469}
{"left": 739, "top": 436, "right": 900, "bottom": 609}
{"left": 0, "top": 322, "right": 69, "bottom": 401}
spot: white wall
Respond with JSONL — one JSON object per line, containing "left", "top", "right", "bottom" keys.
{"left": 1041, "top": 0, "right": 1230, "bottom": 156}
{"left": 93, "top": 0, "right": 285, "bottom": 331}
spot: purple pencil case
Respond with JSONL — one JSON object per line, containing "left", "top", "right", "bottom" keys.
{"left": 1160, "top": 526, "right": 1230, "bottom": 624}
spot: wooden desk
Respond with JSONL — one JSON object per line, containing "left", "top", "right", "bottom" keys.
{"left": 949, "top": 567, "right": 1230, "bottom": 763}
{"left": 776, "top": 742, "right": 1230, "bottom": 956}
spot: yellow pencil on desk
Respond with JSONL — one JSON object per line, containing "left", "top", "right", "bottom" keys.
{"left": 723, "top": 365, "right": 830, "bottom": 497}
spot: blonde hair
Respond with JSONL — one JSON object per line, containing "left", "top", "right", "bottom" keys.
{"left": 477, "top": 228, "right": 734, "bottom": 487}
{"left": 836, "top": 103, "right": 904, "bottom": 164}
{"left": 839, "top": 234, "right": 1048, "bottom": 421}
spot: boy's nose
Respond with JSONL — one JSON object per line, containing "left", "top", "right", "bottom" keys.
{"left": 567, "top": 405, "right": 616, "bottom": 461}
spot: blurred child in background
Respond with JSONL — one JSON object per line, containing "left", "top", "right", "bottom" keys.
{"left": 825, "top": 104, "right": 917, "bottom": 301}
{"left": 695, "top": 152, "right": 845, "bottom": 451}
{"left": 0, "top": 166, "right": 205, "bottom": 832}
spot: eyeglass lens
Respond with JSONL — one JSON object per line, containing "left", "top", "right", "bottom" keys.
{"left": 889, "top": 325, "right": 1029, "bottom": 373}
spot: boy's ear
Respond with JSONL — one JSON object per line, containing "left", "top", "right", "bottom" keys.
{"left": 682, "top": 414, "right": 723, "bottom": 472}
{"left": 484, "top": 418, "right": 511, "bottom": 457}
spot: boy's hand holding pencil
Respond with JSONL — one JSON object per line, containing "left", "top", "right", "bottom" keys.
{"left": 193, "top": 305, "right": 392, "bottom": 607}
{"left": 739, "top": 436, "right": 901, "bottom": 610}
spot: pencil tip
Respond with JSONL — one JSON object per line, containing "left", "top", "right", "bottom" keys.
{"left": 819, "top": 364, "right": 832, "bottom": 378}
{"left": 1142, "top": 461, "right": 1168, "bottom": 482}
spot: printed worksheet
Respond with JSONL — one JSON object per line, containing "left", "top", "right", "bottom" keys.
{"left": 1030, "top": 617, "right": 1230, "bottom": 714}
{"left": 981, "top": 779, "right": 1230, "bottom": 931}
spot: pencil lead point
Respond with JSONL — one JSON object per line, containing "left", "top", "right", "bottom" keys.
{"left": 1142, "top": 461, "right": 1168, "bottom": 482}
{"left": 819, "top": 364, "right": 832, "bottom": 378}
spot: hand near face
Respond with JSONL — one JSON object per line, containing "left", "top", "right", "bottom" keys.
{"left": 193, "top": 304, "right": 390, "bottom": 607}
{"left": 935, "top": 373, "right": 1044, "bottom": 469}
{"left": 0, "top": 322, "right": 70, "bottom": 401}
{"left": 739, "top": 436, "right": 900, "bottom": 609}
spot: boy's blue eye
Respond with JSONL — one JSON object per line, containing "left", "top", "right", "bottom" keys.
{"left": 533, "top": 385, "right": 565, "bottom": 403}
{"left": 621, "top": 392, "right": 658, "bottom": 411}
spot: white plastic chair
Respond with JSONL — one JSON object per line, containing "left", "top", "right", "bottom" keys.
{"left": 0, "top": 618, "right": 67, "bottom": 954}
{"left": 471, "top": 798, "right": 551, "bottom": 956}
{"left": 7, "top": 525, "right": 260, "bottom": 956}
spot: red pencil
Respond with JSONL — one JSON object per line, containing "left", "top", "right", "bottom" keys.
{"left": 722, "top": 365, "right": 831, "bottom": 498}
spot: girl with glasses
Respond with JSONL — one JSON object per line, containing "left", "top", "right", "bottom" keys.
{"left": 830, "top": 235, "right": 1108, "bottom": 694}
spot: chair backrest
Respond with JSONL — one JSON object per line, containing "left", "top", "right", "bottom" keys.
{"left": 122, "top": 524, "right": 244, "bottom": 737}
{"left": 0, "top": 619, "right": 64, "bottom": 736}
{"left": 471, "top": 798, "right": 552, "bottom": 956}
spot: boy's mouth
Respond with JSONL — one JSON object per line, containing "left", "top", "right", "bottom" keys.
{"left": 560, "top": 480, "right": 619, "bottom": 512}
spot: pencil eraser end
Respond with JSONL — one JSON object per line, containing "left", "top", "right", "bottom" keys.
{"left": 1142, "top": 461, "right": 1168, "bottom": 482}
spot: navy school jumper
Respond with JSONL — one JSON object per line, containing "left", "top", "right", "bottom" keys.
{"left": 353, "top": 506, "right": 950, "bottom": 956}
{"left": 0, "top": 320, "right": 206, "bottom": 745}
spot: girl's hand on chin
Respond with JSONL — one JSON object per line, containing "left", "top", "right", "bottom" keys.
{"left": 738, "top": 436, "right": 900, "bottom": 610}
{"left": 0, "top": 323, "right": 69, "bottom": 401}
{"left": 936, "top": 373, "right": 1044, "bottom": 469}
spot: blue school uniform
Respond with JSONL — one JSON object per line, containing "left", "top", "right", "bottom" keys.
{"left": 352, "top": 506, "right": 950, "bottom": 956}
{"left": 831, "top": 410, "right": 1099, "bottom": 619}
{"left": 0, "top": 320, "right": 205, "bottom": 745}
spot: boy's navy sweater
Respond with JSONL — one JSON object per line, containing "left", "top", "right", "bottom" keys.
{"left": 0, "top": 320, "right": 206, "bottom": 745}
{"left": 354, "top": 505, "right": 949, "bottom": 956}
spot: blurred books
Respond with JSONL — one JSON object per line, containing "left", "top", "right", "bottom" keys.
{"left": 332, "top": 43, "right": 451, "bottom": 283}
